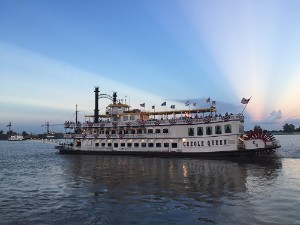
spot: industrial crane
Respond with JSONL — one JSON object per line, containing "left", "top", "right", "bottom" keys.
{"left": 41, "top": 122, "right": 63, "bottom": 134}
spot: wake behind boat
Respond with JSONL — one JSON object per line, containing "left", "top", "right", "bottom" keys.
{"left": 57, "top": 87, "right": 281, "bottom": 156}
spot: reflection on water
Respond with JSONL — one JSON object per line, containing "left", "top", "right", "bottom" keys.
{"left": 1, "top": 140, "right": 300, "bottom": 225}
{"left": 64, "top": 156, "right": 282, "bottom": 198}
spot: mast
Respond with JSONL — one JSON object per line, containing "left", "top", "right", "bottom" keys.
{"left": 75, "top": 104, "right": 78, "bottom": 125}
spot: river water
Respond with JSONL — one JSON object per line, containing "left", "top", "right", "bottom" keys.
{"left": 0, "top": 135, "right": 299, "bottom": 225}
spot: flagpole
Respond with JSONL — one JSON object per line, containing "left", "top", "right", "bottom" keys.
{"left": 241, "top": 96, "right": 252, "bottom": 114}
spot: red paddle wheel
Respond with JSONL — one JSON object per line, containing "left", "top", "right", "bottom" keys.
{"left": 244, "top": 130, "right": 275, "bottom": 142}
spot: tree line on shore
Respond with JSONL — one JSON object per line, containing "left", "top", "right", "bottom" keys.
{"left": 0, "top": 130, "right": 64, "bottom": 140}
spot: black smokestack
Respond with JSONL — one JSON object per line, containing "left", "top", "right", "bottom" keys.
{"left": 94, "top": 87, "right": 99, "bottom": 123}
{"left": 113, "top": 92, "right": 117, "bottom": 104}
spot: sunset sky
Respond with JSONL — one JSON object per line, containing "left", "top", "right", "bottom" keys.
{"left": 1, "top": 0, "right": 300, "bottom": 133}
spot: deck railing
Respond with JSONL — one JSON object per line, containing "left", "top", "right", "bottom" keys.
{"left": 64, "top": 114, "right": 244, "bottom": 129}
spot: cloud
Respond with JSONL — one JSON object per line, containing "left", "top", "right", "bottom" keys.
{"left": 265, "top": 110, "right": 282, "bottom": 123}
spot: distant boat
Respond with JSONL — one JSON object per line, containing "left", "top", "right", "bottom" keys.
{"left": 8, "top": 135, "right": 24, "bottom": 141}
{"left": 57, "top": 87, "right": 281, "bottom": 157}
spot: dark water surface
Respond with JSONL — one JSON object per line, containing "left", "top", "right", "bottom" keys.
{"left": 0, "top": 135, "right": 300, "bottom": 225}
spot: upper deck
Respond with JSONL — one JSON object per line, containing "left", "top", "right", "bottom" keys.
{"left": 64, "top": 113, "right": 244, "bottom": 129}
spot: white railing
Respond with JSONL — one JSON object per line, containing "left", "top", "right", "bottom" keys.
{"left": 64, "top": 114, "right": 244, "bottom": 129}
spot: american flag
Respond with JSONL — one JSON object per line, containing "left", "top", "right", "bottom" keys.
{"left": 241, "top": 98, "right": 250, "bottom": 104}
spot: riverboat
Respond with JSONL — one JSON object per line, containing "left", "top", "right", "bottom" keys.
{"left": 8, "top": 135, "right": 24, "bottom": 141}
{"left": 57, "top": 87, "right": 281, "bottom": 156}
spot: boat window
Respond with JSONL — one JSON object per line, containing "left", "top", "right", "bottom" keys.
{"left": 148, "top": 129, "right": 153, "bottom": 133}
{"left": 212, "top": 140, "right": 215, "bottom": 145}
{"left": 225, "top": 124, "right": 232, "bottom": 133}
{"left": 95, "top": 143, "right": 99, "bottom": 146}
{"left": 164, "top": 143, "right": 169, "bottom": 147}
{"left": 155, "top": 129, "right": 161, "bottom": 133}
{"left": 141, "top": 143, "right": 146, "bottom": 147}
{"left": 105, "top": 130, "right": 109, "bottom": 134}
{"left": 124, "top": 130, "right": 128, "bottom": 134}
{"left": 121, "top": 143, "right": 125, "bottom": 147}
{"left": 224, "top": 140, "right": 227, "bottom": 145}
{"left": 216, "top": 140, "right": 219, "bottom": 145}
{"left": 131, "top": 129, "right": 136, "bottom": 134}
{"left": 215, "top": 125, "right": 222, "bottom": 134}
{"left": 137, "top": 129, "right": 143, "bottom": 134}
{"left": 156, "top": 143, "right": 161, "bottom": 147}
{"left": 101, "top": 143, "right": 105, "bottom": 147}
{"left": 134, "top": 143, "right": 139, "bottom": 147}
{"left": 172, "top": 143, "right": 177, "bottom": 148}
{"left": 201, "top": 141, "right": 204, "bottom": 146}
{"left": 197, "top": 127, "right": 203, "bottom": 136}
{"left": 112, "top": 130, "right": 116, "bottom": 134}
{"left": 148, "top": 143, "right": 154, "bottom": 147}
{"left": 163, "top": 129, "right": 168, "bottom": 133}
{"left": 108, "top": 143, "right": 112, "bottom": 147}
{"left": 207, "top": 140, "right": 210, "bottom": 146}
{"left": 220, "top": 140, "right": 223, "bottom": 145}
{"left": 239, "top": 124, "right": 244, "bottom": 133}
{"left": 127, "top": 143, "right": 132, "bottom": 147}
{"left": 188, "top": 128, "right": 194, "bottom": 136}
{"left": 114, "top": 143, "right": 118, "bottom": 147}
{"left": 206, "top": 126, "right": 212, "bottom": 135}
{"left": 123, "top": 116, "right": 128, "bottom": 121}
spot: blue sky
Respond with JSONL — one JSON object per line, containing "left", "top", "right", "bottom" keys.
{"left": 1, "top": 0, "right": 300, "bottom": 133}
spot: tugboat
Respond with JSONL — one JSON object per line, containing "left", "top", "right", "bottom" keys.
{"left": 57, "top": 87, "right": 281, "bottom": 157}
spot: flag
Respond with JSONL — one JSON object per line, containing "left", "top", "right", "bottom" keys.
{"left": 161, "top": 102, "right": 166, "bottom": 106}
{"left": 241, "top": 98, "right": 250, "bottom": 104}
{"left": 185, "top": 101, "right": 190, "bottom": 106}
{"left": 212, "top": 101, "right": 216, "bottom": 105}
{"left": 170, "top": 105, "right": 175, "bottom": 109}
{"left": 206, "top": 97, "right": 210, "bottom": 103}
{"left": 140, "top": 103, "right": 145, "bottom": 107}
{"left": 193, "top": 103, "right": 196, "bottom": 106}
{"left": 152, "top": 105, "right": 155, "bottom": 109}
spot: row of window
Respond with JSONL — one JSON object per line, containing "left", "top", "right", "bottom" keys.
{"left": 88, "top": 128, "right": 169, "bottom": 135}
{"left": 92, "top": 142, "right": 178, "bottom": 148}
{"left": 188, "top": 124, "right": 232, "bottom": 136}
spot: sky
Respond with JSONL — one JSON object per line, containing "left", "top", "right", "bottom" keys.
{"left": 1, "top": 0, "right": 300, "bottom": 133}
